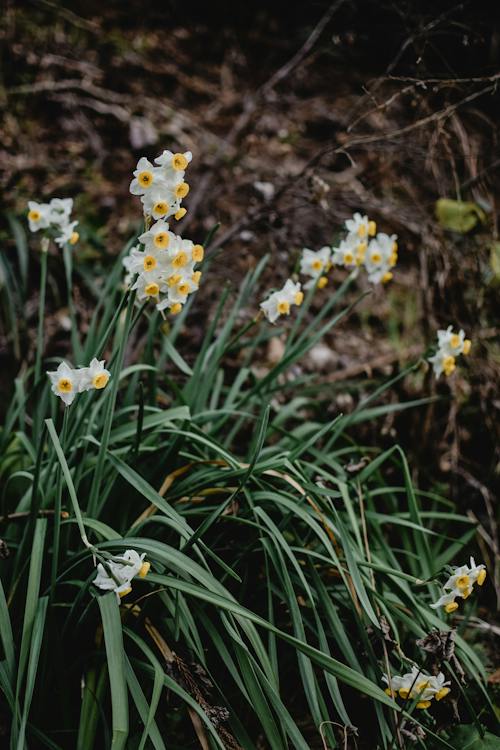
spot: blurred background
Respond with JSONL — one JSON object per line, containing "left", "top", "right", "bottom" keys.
{"left": 1, "top": 1, "right": 499, "bottom": 603}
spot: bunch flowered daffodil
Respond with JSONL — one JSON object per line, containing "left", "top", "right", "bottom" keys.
{"left": 123, "top": 230, "right": 204, "bottom": 315}
{"left": 430, "top": 557, "right": 486, "bottom": 613}
{"left": 428, "top": 326, "right": 472, "bottom": 377}
{"left": 364, "top": 233, "right": 398, "bottom": 284}
{"left": 345, "top": 212, "right": 377, "bottom": 239}
{"left": 93, "top": 549, "right": 151, "bottom": 602}
{"left": 47, "top": 358, "right": 111, "bottom": 407}
{"left": 260, "top": 279, "right": 304, "bottom": 323}
{"left": 27, "top": 197, "right": 79, "bottom": 247}
{"left": 125, "top": 149, "right": 203, "bottom": 315}
{"left": 300, "top": 246, "right": 332, "bottom": 289}
{"left": 327, "top": 213, "right": 399, "bottom": 285}
{"left": 130, "top": 150, "right": 192, "bottom": 222}
{"left": 383, "top": 667, "right": 451, "bottom": 709}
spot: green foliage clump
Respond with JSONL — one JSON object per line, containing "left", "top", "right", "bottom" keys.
{"left": 0, "top": 215, "right": 498, "bottom": 750}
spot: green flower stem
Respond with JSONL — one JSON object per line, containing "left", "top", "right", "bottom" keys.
{"left": 34, "top": 238, "right": 49, "bottom": 384}
{"left": 50, "top": 407, "right": 69, "bottom": 598}
{"left": 63, "top": 243, "right": 82, "bottom": 363}
{"left": 224, "top": 311, "right": 263, "bottom": 353}
{"left": 87, "top": 290, "right": 137, "bottom": 517}
{"left": 66, "top": 295, "right": 145, "bottom": 453}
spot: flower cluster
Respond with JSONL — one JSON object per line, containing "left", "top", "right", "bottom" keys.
{"left": 125, "top": 150, "right": 204, "bottom": 314}
{"left": 430, "top": 557, "right": 486, "bottom": 613}
{"left": 383, "top": 667, "right": 450, "bottom": 709}
{"left": 260, "top": 279, "right": 304, "bottom": 323}
{"left": 123, "top": 222, "right": 204, "bottom": 314}
{"left": 130, "top": 150, "right": 192, "bottom": 222}
{"left": 93, "top": 549, "right": 150, "bottom": 602}
{"left": 428, "top": 325, "right": 471, "bottom": 377}
{"left": 47, "top": 358, "right": 110, "bottom": 407}
{"left": 298, "top": 213, "right": 398, "bottom": 292}
{"left": 260, "top": 212, "right": 398, "bottom": 323}
{"left": 334, "top": 213, "right": 398, "bottom": 284}
{"left": 27, "top": 197, "right": 79, "bottom": 247}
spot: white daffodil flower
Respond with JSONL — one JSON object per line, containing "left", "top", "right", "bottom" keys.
{"left": 78, "top": 358, "right": 111, "bottom": 392}
{"left": 332, "top": 235, "right": 360, "bottom": 268}
{"left": 443, "top": 564, "right": 473, "bottom": 593}
{"left": 93, "top": 549, "right": 150, "bottom": 602}
{"left": 444, "top": 558, "right": 486, "bottom": 591}
{"left": 131, "top": 271, "right": 168, "bottom": 301}
{"left": 303, "top": 276, "right": 329, "bottom": 290}
{"left": 125, "top": 246, "right": 170, "bottom": 276}
{"left": 166, "top": 237, "right": 196, "bottom": 276}
{"left": 167, "top": 276, "right": 193, "bottom": 305}
{"left": 428, "top": 327, "right": 471, "bottom": 377}
{"left": 155, "top": 149, "right": 193, "bottom": 177}
{"left": 140, "top": 187, "right": 179, "bottom": 220}
{"left": 129, "top": 157, "right": 165, "bottom": 196}
{"left": 28, "top": 197, "right": 79, "bottom": 246}
{"left": 430, "top": 589, "right": 461, "bottom": 613}
{"left": 383, "top": 667, "right": 446, "bottom": 709}
{"left": 427, "top": 673, "right": 451, "bottom": 701}
{"left": 54, "top": 220, "right": 79, "bottom": 248}
{"left": 27, "top": 201, "right": 51, "bottom": 232}
{"left": 47, "top": 362, "right": 80, "bottom": 407}
{"left": 260, "top": 279, "right": 303, "bottom": 324}
{"left": 428, "top": 350, "right": 456, "bottom": 378}
{"left": 389, "top": 667, "right": 434, "bottom": 708}
{"left": 364, "top": 233, "right": 398, "bottom": 284}
{"left": 156, "top": 297, "right": 182, "bottom": 315}
{"left": 142, "top": 184, "right": 185, "bottom": 216}
{"left": 300, "top": 246, "right": 331, "bottom": 278}
{"left": 138, "top": 220, "right": 174, "bottom": 251}
{"left": 154, "top": 265, "right": 200, "bottom": 313}
{"left": 345, "top": 212, "right": 377, "bottom": 240}
{"left": 468, "top": 556, "right": 487, "bottom": 586}
{"left": 382, "top": 672, "right": 409, "bottom": 696}
{"left": 431, "top": 558, "right": 486, "bottom": 612}
{"left": 436, "top": 326, "right": 471, "bottom": 357}
{"left": 49, "top": 197, "right": 73, "bottom": 223}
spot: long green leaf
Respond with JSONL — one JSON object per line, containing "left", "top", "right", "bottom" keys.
{"left": 98, "top": 593, "right": 129, "bottom": 750}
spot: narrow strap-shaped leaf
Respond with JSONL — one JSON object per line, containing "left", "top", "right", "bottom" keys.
{"left": 16, "top": 596, "right": 48, "bottom": 750}
{"left": 76, "top": 666, "right": 107, "bottom": 750}
{"left": 181, "top": 404, "right": 270, "bottom": 554}
{"left": 0, "top": 578, "right": 15, "bottom": 682}
{"left": 45, "top": 418, "right": 91, "bottom": 549}
{"left": 16, "top": 518, "right": 47, "bottom": 697}
{"left": 124, "top": 657, "right": 166, "bottom": 750}
{"left": 146, "top": 572, "right": 397, "bottom": 708}
{"left": 98, "top": 593, "right": 129, "bottom": 750}
{"left": 162, "top": 336, "right": 193, "bottom": 375}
